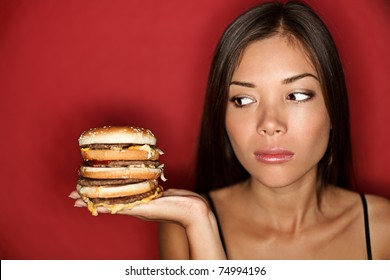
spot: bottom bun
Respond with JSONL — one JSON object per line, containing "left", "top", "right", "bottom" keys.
{"left": 77, "top": 179, "right": 159, "bottom": 198}
{"left": 81, "top": 185, "right": 163, "bottom": 216}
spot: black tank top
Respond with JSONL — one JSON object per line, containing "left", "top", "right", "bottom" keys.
{"left": 204, "top": 192, "right": 373, "bottom": 260}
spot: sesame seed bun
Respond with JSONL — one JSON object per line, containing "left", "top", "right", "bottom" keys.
{"left": 78, "top": 126, "right": 156, "bottom": 146}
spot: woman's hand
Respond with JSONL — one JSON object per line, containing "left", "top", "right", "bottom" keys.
{"left": 69, "top": 188, "right": 226, "bottom": 259}
{"left": 70, "top": 189, "right": 207, "bottom": 225}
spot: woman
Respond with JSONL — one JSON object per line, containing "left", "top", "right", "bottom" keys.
{"left": 72, "top": 1, "right": 390, "bottom": 259}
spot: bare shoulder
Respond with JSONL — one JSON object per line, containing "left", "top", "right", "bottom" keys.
{"left": 159, "top": 222, "right": 189, "bottom": 260}
{"left": 365, "top": 193, "right": 390, "bottom": 215}
{"left": 365, "top": 194, "right": 390, "bottom": 259}
{"left": 365, "top": 193, "right": 390, "bottom": 209}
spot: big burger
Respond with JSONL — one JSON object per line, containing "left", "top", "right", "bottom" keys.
{"left": 76, "top": 126, "right": 165, "bottom": 216}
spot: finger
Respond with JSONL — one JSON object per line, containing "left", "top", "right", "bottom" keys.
{"left": 74, "top": 199, "right": 87, "bottom": 207}
{"left": 69, "top": 190, "right": 80, "bottom": 199}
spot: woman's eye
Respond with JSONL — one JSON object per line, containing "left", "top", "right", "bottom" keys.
{"left": 230, "top": 96, "right": 255, "bottom": 107}
{"left": 287, "top": 92, "right": 313, "bottom": 102}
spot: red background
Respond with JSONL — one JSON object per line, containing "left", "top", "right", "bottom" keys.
{"left": 0, "top": 0, "right": 389, "bottom": 259}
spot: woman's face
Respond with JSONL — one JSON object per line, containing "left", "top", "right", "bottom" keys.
{"left": 225, "top": 35, "right": 330, "bottom": 188}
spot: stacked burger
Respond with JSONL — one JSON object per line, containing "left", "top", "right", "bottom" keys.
{"left": 76, "top": 126, "right": 165, "bottom": 216}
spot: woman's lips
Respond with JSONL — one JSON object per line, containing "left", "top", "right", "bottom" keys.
{"left": 254, "top": 148, "right": 295, "bottom": 164}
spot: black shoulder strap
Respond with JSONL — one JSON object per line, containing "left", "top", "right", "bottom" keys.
{"left": 203, "top": 192, "right": 227, "bottom": 253}
{"left": 360, "top": 193, "right": 373, "bottom": 260}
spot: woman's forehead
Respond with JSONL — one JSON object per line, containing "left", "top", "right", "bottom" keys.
{"left": 232, "top": 35, "right": 318, "bottom": 81}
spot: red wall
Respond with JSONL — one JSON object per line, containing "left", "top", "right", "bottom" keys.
{"left": 1, "top": 0, "right": 389, "bottom": 259}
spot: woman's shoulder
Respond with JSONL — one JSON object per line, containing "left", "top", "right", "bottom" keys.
{"left": 317, "top": 186, "right": 390, "bottom": 259}
{"left": 338, "top": 188, "right": 390, "bottom": 259}
{"left": 327, "top": 186, "right": 389, "bottom": 210}
{"left": 364, "top": 193, "right": 390, "bottom": 259}
{"left": 361, "top": 192, "right": 390, "bottom": 229}
{"left": 329, "top": 187, "right": 390, "bottom": 226}
{"left": 364, "top": 192, "right": 390, "bottom": 211}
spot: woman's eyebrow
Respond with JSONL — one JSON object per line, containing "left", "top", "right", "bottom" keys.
{"left": 229, "top": 81, "right": 256, "bottom": 88}
{"left": 229, "top": 73, "right": 318, "bottom": 88}
{"left": 282, "top": 73, "right": 318, "bottom": 84}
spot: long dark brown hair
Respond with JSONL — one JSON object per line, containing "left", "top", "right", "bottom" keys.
{"left": 194, "top": 1, "right": 353, "bottom": 194}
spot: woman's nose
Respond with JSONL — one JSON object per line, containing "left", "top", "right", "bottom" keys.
{"left": 256, "top": 105, "right": 287, "bottom": 136}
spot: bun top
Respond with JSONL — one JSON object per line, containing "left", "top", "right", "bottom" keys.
{"left": 78, "top": 126, "right": 157, "bottom": 146}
